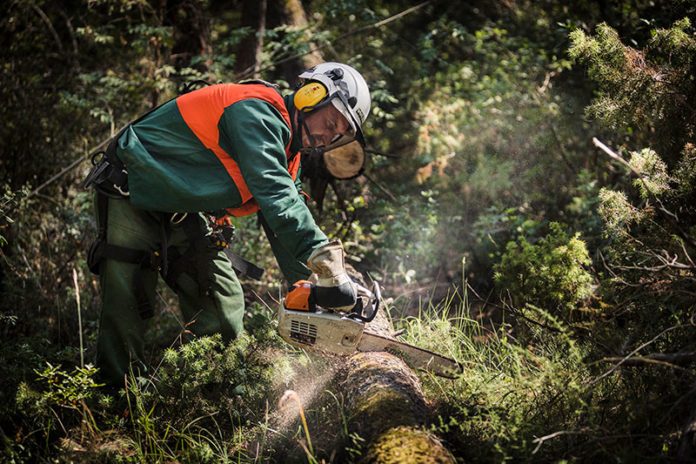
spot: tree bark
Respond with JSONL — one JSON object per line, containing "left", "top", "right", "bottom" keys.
{"left": 335, "top": 351, "right": 456, "bottom": 463}
{"left": 268, "top": 0, "right": 324, "bottom": 83}
{"left": 328, "top": 280, "right": 455, "bottom": 463}
{"left": 678, "top": 403, "right": 696, "bottom": 461}
{"left": 235, "top": 0, "right": 267, "bottom": 78}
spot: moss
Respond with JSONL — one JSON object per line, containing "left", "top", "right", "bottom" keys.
{"left": 343, "top": 352, "right": 428, "bottom": 440}
{"left": 363, "top": 426, "right": 455, "bottom": 464}
{"left": 351, "top": 389, "right": 419, "bottom": 436}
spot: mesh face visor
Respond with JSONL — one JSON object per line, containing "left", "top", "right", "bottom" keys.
{"left": 321, "top": 137, "right": 365, "bottom": 179}
{"left": 296, "top": 74, "right": 367, "bottom": 180}
{"left": 298, "top": 78, "right": 362, "bottom": 140}
{"left": 329, "top": 82, "right": 364, "bottom": 144}
{"left": 316, "top": 93, "right": 366, "bottom": 179}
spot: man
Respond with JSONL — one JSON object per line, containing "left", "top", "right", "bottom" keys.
{"left": 84, "top": 62, "right": 371, "bottom": 386}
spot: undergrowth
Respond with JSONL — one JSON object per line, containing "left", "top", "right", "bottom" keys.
{"left": 1, "top": 301, "right": 343, "bottom": 463}
{"left": 398, "top": 286, "right": 694, "bottom": 462}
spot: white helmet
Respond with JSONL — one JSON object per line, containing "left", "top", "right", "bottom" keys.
{"left": 296, "top": 62, "right": 371, "bottom": 142}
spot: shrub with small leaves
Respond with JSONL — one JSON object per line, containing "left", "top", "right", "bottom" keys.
{"left": 32, "top": 363, "right": 103, "bottom": 409}
{"left": 674, "top": 143, "right": 696, "bottom": 197}
{"left": 597, "top": 188, "right": 646, "bottom": 239}
{"left": 153, "top": 332, "right": 278, "bottom": 431}
{"left": 12, "top": 363, "right": 103, "bottom": 447}
{"left": 570, "top": 19, "right": 696, "bottom": 163}
{"left": 630, "top": 148, "right": 670, "bottom": 198}
{"left": 494, "top": 222, "right": 594, "bottom": 321}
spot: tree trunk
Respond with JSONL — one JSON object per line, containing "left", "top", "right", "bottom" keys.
{"left": 235, "top": 0, "right": 267, "bottom": 78}
{"left": 166, "top": 0, "right": 213, "bottom": 73}
{"left": 265, "top": 0, "right": 336, "bottom": 211}
{"left": 678, "top": 405, "right": 696, "bottom": 461}
{"left": 335, "top": 351, "right": 456, "bottom": 463}
{"left": 268, "top": 0, "right": 324, "bottom": 84}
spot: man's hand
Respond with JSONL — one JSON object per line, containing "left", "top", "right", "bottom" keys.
{"left": 307, "top": 240, "right": 357, "bottom": 311}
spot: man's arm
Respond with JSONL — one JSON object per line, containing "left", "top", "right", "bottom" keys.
{"left": 218, "top": 99, "right": 328, "bottom": 272}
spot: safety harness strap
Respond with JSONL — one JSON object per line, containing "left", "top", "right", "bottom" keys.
{"left": 88, "top": 193, "right": 164, "bottom": 319}
{"left": 88, "top": 197, "right": 265, "bottom": 319}
{"left": 221, "top": 248, "right": 265, "bottom": 280}
{"left": 162, "top": 215, "right": 264, "bottom": 295}
{"left": 163, "top": 214, "right": 212, "bottom": 296}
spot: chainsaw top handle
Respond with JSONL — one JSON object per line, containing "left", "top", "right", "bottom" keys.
{"left": 348, "top": 281, "right": 381, "bottom": 323}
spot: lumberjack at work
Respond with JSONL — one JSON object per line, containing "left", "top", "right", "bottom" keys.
{"left": 84, "top": 62, "right": 372, "bottom": 386}
{"left": 84, "top": 59, "right": 458, "bottom": 386}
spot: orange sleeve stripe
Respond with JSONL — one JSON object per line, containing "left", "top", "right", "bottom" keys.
{"left": 288, "top": 152, "right": 301, "bottom": 179}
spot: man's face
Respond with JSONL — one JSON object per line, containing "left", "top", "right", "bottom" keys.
{"left": 301, "top": 104, "right": 354, "bottom": 148}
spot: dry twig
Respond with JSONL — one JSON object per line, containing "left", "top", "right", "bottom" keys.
{"left": 587, "top": 324, "right": 686, "bottom": 386}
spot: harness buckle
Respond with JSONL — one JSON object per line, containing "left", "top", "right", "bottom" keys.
{"left": 113, "top": 169, "right": 130, "bottom": 196}
{"left": 83, "top": 154, "right": 109, "bottom": 189}
{"left": 220, "top": 224, "right": 235, "bottom": 243}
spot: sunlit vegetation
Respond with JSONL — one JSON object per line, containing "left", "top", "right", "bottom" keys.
{"left": 2, "top": 0, "right": 696, "bottom": 461}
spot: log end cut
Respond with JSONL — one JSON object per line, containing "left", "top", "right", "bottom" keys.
{"left": 364, "top": 426, "right": 456, "bottom": 464}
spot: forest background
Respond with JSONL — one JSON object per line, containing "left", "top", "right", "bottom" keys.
{"left": 2, "top": 0, "right": 696, "bottom": 462}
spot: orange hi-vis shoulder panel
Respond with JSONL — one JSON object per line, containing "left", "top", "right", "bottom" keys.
{"left": 176, "top": 83, "right": 301, "bottom": 217}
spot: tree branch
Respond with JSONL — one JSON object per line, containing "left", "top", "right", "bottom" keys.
{"left": 601, "top": 351, "right": 696, "bottom": 368}
{"left": 587, "top": 324, "right": 687, "bottom": 386}
{"left": 30, "top": 2, "right": 64, "bottom": 55}
{"left": 593, "top": 137, "right": 696, "bottom": 250}
{"left": 532, "top": 428, "right": 592, "bottom": 454}
{"left": 236, "top": 1, "right": 432, "bottom": 80}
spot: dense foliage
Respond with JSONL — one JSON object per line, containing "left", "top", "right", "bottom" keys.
{"left": 2, "top": 0, "right": 696, "bottom": 462}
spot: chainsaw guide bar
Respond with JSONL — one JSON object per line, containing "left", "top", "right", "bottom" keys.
{"left": 357, "top": 331, "right": 462, "bottom": 378}
{"left": 278, "top": 281, "right": 462, "bottom": 378}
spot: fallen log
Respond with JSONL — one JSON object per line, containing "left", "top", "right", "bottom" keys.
{"left": 335, "top": 350, "right": 455, "bottom": 463}
{"left": 328, "top": 272, "right": 455, "bottom": 463}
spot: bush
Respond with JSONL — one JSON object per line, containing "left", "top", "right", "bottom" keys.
{"left": 493, "top": 222, "right": 594, "bottom": 321}
{"left": 398, "top": 295, "right": 590, "bottom": 462}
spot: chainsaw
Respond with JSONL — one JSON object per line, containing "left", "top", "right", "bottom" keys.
{"left": 277, "top": 280, "right": 462, "bottom": 378}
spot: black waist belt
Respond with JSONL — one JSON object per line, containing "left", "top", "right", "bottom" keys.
{"left": 169, "top": 214, "right": 265, "bottom": 285}
{"left": 87, "top": 196, "right": 265, "bottom": 320}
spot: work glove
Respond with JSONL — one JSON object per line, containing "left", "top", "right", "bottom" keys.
{"left": 307, "top": 240, "right": 357, "bottom": 311}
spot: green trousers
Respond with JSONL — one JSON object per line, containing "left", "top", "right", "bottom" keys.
{"left": 95, "top": 196, "right": 244, "bottom": 386}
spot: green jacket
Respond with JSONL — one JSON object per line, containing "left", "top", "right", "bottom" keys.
{"left": 115, "top": 83, "right": 327, "bottom": 282}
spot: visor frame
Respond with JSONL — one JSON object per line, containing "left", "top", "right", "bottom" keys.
{"left": 300, "top": 73, "right": 364, "bottom": 142}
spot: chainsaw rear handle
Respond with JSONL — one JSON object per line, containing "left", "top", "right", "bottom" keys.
{"left": 348, "top": 281, "right": 381, "bottom": 323}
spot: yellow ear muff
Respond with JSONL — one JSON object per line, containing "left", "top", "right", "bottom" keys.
{"left": 294, "top": 83, "right": 328, "bottom": 111}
